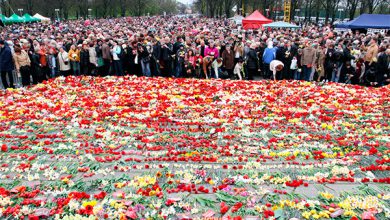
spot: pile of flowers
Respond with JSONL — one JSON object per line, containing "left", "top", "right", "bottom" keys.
{"left": 0, "top": 76, "right": 389, "bottom": 219}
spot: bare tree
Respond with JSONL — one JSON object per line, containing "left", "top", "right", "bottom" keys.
{"left": 346, "top": 0, "right": 359, "bottom": 20}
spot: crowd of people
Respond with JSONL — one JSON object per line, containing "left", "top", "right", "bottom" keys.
{"left": 0, "top": 15, "right": 389, "bottom": 89}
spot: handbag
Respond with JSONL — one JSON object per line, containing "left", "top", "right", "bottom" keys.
{"left": 61, "top": 53, "right": 69, "bottom": 65}
{"left": 97, "top": 57, "right": 104, "bottom": 67}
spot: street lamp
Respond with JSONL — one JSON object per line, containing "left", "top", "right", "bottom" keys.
{"left": 55, "top": 9, "right": 60, "bottom": 21}
{"left": 338, "top": 8, "right": 344, "bottom": 20}
{"left": 88, "top": 8, "right": 92, "bottom": 18}
{"left": 266, "top": 9, "right": 270, "bottom": 17}
{"left": 295, "top": 9, "right": 300, "bottom": 22}
{"left": 18, "top": 8, "right": 23, "bottom": 16}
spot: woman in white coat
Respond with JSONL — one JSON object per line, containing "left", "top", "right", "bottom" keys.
{"left": 58, "top": 47, "right": 71, "bottom": 76}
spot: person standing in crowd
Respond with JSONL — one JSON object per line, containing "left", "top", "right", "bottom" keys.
{"left": 301, "top": 42, "right": 316, "bottom": 82}
{"left": 160, "top": 37, "right": 173, "bottom": 77}
{"left": 13, "top": 46, "right": 31, "bottom": 87}
{"left": 175, "top": 45, "right": 186, "bottom": 78}
{"left": 38, "top": 44, "right": 49, "bottom": 81}
{"left": 111, "top": 41, "right": 123, "bottom": 76}
{"left": 138, "top": 43, "right": 151, "bottom": 77}
{"left": 276, "top": 42, "right": 287, "bottom": 78}
{"left": 58, "top": 47, "right": 71, "bottom": 77}
{"left": 198, "top": 40, "right": 206, "bottom": 57}
{"left": 222, "top": 44, "right": 235, "bottom": 79}
{"left": 102, "top": 39, "right": 112, "bottom": 76}
{"left": 283, "top": 42, "right": 293, "bottom": 79}
{"left": 68, "top": 45, "right": 81, "bottom": 76}
{"left": 0, "top": 40, "right": 15, "bottom": 89}
{"left": 290, "top": 56, "right": 299, "bottom": 80}
{"left": 246, "top": 43, "right": 259, "bottom": 80}
{"left": 193, "top": 51, "right": 203, "bottom": 78}
{"left": 88, "top": 42, "right": 98, "bottom": 75}
{"left": 80, "top": 44, "right": 90, "bottom": 75}
{"left": 95, "top": 40, "right": 104, "bottom": 76}
{"left": 332, "top": 45, "right": 344, "bottom": 83}
{"left": 31, "top": 48, "right": 42, "bottom": 84}
{"left": 324, "top": 43, "right": 336, "bottom": 82}
{"left": 316, "top": 45, "right": 326, "bottom": 82}
{"left": 48, "top": 48, "right": 57, "bottom": 78}
{"left": 376, "top": 48, "right": 390, "bottom": 86}
{"left": 234, "top": 37, "right": 244, "bottom": 63}
{"left": 263, "top": 41, "right": 276, "bottom": 79}
{"left": 173, "top": 36, "right": 184, "bottom": 55}
{"left": 152, "top": 38, "right": 161, "bottom": 77}
{"left": 362, "top": 37, "right": 379, "bottom": 69}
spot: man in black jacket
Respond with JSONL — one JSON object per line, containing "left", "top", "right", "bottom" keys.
{"left": 246, "top": 43, "right": 259, "bottom": 80}
{"left": 0, "top": 40, "right": 15, "bottom": 89}
{"left": 160, "top": 37, "right": 173, "bottom": 77}
{"left": 376, "top": 48, "right": 390, "bottom": 86}
{"left": 152, "top": 38, "right": 161, "bottom": 77}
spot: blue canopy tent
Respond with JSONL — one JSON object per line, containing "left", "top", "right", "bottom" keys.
{"left": 336, "top": 14, "right": 390, "bottom": 29}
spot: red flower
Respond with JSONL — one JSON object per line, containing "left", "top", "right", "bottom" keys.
{"left": 1, "top": 144, "right": 7, "bottom": 152}
{"left": 231, "top": 202, "right": 243, "bottom": 213}
{"left": 28, "top": 215, "right": 39, "bottom": 220}
{"left": 94, "top": 191, "right": 107, "bottom": 200}
{"left": 220, "top": 202, "right": 229, "bottom": 214}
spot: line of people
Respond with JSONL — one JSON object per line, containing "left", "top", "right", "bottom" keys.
{"left": 0, "top": 16, "right": 389, "bottom": 89}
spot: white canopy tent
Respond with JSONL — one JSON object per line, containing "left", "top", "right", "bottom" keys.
{"left": 229, "top": 15, "right": 244, "bottom": 25}
{"left": 33, "top": 13, "right": 51, "bottom": 22}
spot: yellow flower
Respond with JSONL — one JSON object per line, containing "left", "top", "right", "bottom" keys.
{"left": 320, "top": 192, "right": 335, "bottom": 200}
{"left": 82, "top": 200, "right": 97, "bottom": 208}
{"left": 62, "top": 177, "right": 70, "bottom": 184}
{"left": 312, "top": 214, "right": 320, "bottom": 219}
{"left": 302, "top": 211, "right": 311, "bottom": 219}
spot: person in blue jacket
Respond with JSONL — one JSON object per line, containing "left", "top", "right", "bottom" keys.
{"left": 262, "top": 41, "right": 276, "bottom": 79}
{"left": 0, "top": 40, "right": 15, "bottom": 89}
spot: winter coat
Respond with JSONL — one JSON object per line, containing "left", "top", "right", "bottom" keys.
{"left": 263, "top": 47, "right": 276, "bottom": 64}
{"left": 13, "top": 50, "right": 31, "bottom": 70}
{"left": 222, "top": 49, "right": 235, "bottom": 69}
{"left": 246, "top": 49, "right": 259, "bottom": 69}
{"left": 205, "top": 46, "right": 219, "bottom": 58}
{"left": 58, "top": 51, "right": 71, "bottom": 71}
{"left": 301, "top": 47, "right": 316, "bottom": 66}
{"left": 88, "top": 47, "right": 97, "bottom": 66}
{"left": 0, "top": 44, "right": 14, "bottom": 71}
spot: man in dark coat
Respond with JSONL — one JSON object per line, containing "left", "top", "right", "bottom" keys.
{"left": 0, "top": 40, "right": 15, "bottom": 89}
{"left": 376, "top": 48, "right": 390, "bottom": 86}
{"left": 246, "top": 44, "right": 259, "bottom": 80}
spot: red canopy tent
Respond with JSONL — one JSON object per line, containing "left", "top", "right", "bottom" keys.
{"left": 242, "top": 10, "right": 273, "bottom": 30}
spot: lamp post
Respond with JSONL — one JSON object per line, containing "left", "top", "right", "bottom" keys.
{"left": 295, "top": 9, "right": 300, "bottom": 22}
{"left": 88, "top": 8, "right": 92, "bottom": 19}
{"left": 266, "top": 9, "right": 270, "bottom": 18}
{"left": 18, "top": 8, "right": 23, "bottom": 16}
{"left": 338, "top": 8, "right": 344, "bottom": 20}
{"left": 55, "top": 9, "right": 60, "bottom": 21}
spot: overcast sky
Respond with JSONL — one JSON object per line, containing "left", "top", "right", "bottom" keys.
{"left": 177, "top": 0, "right": 194, "bottom": 5}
